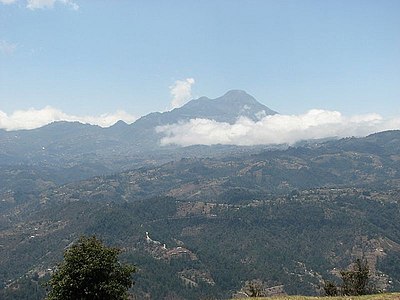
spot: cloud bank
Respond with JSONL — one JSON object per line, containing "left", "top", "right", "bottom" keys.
{"left": 169, "top": 78, "right": 195, "bottom": 109}
{"left": 156, "top": 109, "right": 400, "bottom": 146}
{"left": 0, "top": 107, "right": 136, "bottom": 131}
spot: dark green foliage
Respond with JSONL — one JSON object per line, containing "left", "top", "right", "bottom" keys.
{"left": 323, "top": 259, "right": 371, "bottom": 296}
{"left": 46, "top": 236, "right": 135, "bottom": 300}
{"left": 243, "top": 279, "right": 264, "bottom": 297}
{"left": 323, "top": 280, "right": 338, "bottom": 296}
{"left": 2, "top": 189, "right": 400, "bottom": 299}
{"left": 340, "top": 258, "right": 370, "bottom": 296}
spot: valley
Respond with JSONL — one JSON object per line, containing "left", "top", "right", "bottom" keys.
{"left": 1, "top": 129, "right": 400, "bottom": 299}
{"left": 1, "top": 93, "right": 400, "bottom": 299}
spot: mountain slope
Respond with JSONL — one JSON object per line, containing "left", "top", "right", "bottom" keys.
{"left": 0, "top": 91, "right": 280, "bottom": 203}
{"left": 0, "top": 90, "right": 277, "bottom": 166}
{"left": 131, "top": 90, "right": 276, "bottom": 129}
{"left": 124, "top": 89, "right": 277, "bottom": 148}
{"left": 32, "top": 130, "right": 400, "bottom": 205}
{"left": 2, "top": 186, "right": 400, "bottom": 298}
{"left": 1, "top": 131, "right": 400, "bottom": 299}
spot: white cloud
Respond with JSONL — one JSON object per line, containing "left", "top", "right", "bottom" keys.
{"left": 169, "top": 78, "right": 195, "bottom": 109}
{"left": 0, "top": 0, "right": 78, "bottom": 9}
{"left": 0, "top": 40, "right": 17, "bottom": 55}
{"left": 0, "top": 0, "right": 18, "bottom": 4}
{"left": 27, "top": 0, "right": 54, "bottom": 9}
{"left": 0, "top": 106, "right": 136, "bottom": 131}
{"left": 156, "top": 109, "right": 400, "bottom": 146}
{"left": 26, "top": 0, "right": 78, "bottom": 10}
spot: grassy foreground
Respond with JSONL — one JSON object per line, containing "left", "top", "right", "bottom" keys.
{"left": 234, "top": 293, "right": 400, "bottom": 300}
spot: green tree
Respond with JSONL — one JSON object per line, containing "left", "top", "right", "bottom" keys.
{"left": 323, "top": 258, "right": 371, "bottom": 296}
{"left": 47, "top": 236, "right": 135, "bottom": 300}
{"left": 340, "top": 258, "right": 370, "bottom": 296}
{"left": 243, "top": 279, "right": 264, "bottom": 297}
{"left": 323, "top": 280, "right": 338, "bottom": 296}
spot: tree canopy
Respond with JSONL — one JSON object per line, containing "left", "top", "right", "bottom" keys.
{"left": 47, "top": 236, "right": 135, "bottom": 300}
{"left": 324, "top": 258, "right": 371, "bottom": 297}
{"left": 341, "top": 258, "right": 370, "bottom": 296}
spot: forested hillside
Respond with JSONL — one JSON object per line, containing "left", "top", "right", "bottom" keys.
{"left": 1, "top": 131, "right": 400, "bottom": 299}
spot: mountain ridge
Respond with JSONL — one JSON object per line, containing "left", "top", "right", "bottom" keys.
{"left": 2, "top": 90, "right": 276, "bottom": 133}
{"left": 129, "top": 90, "right": 275, "bottom": 130}
{"left": 0, "top": 90, "right": 279, "bottom": 169}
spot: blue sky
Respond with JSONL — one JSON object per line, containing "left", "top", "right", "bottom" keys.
{"left": 1, "top": 0, "right": 400, "bottom": 131}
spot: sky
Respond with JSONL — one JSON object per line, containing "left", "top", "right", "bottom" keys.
{"left": 0, "top": 0, "right": 400, "bottom": 144}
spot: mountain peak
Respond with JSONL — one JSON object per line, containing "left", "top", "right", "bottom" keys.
{"left": 111, "top": 120, "right": 129, "bottom": 127}
{"left": 158, "top": 90, "right": 275, "bottom": 123}
{"left": 222, "top": 89, "right": 248, "bottom": 96}
{"left": 130, "top": 90, "right": 278, "bottom": 143}
{"left": 213, "top": 89, "right": 262, "bottom": 107}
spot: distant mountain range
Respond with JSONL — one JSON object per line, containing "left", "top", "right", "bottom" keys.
{"left": 0, "top": 90, "right": 279, "bottom": 173}
{"left": 1, "top": 89, "right": 275, "bottom": 137}
{"left": 132, "top": 89, "right": 276, "bottom": 128}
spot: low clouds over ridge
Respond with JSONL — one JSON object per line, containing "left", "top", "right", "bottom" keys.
{"left": 0, "top": 107, "right": 136, "bottom": 131}
{"left": 2, "top": 106, "right": 399, "bottom": 145}
{"left": 156, "top": 109, "right": 400, "bottom": 146}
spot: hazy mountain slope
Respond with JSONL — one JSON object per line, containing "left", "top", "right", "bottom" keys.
{"left": 1, "top": 131, "right": 400, "bottom": 299}
{"left": 131, "top": 90, "right": 276, "bottom": 129}
{"left": 0, "top": 90, "right": 276, "bottom": 157}
{"left": 0, "top": 90, "right": 277, "bottom": 175}
{"left": 34, "top": 130, "right": 400, "bottom": 205}
{"left": 122, "top": 89, "right": 277, "bottom": 148}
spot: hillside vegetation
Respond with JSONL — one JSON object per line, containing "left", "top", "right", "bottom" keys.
{"left": 1, "top": 131, "right": 400, "bottom": 299}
